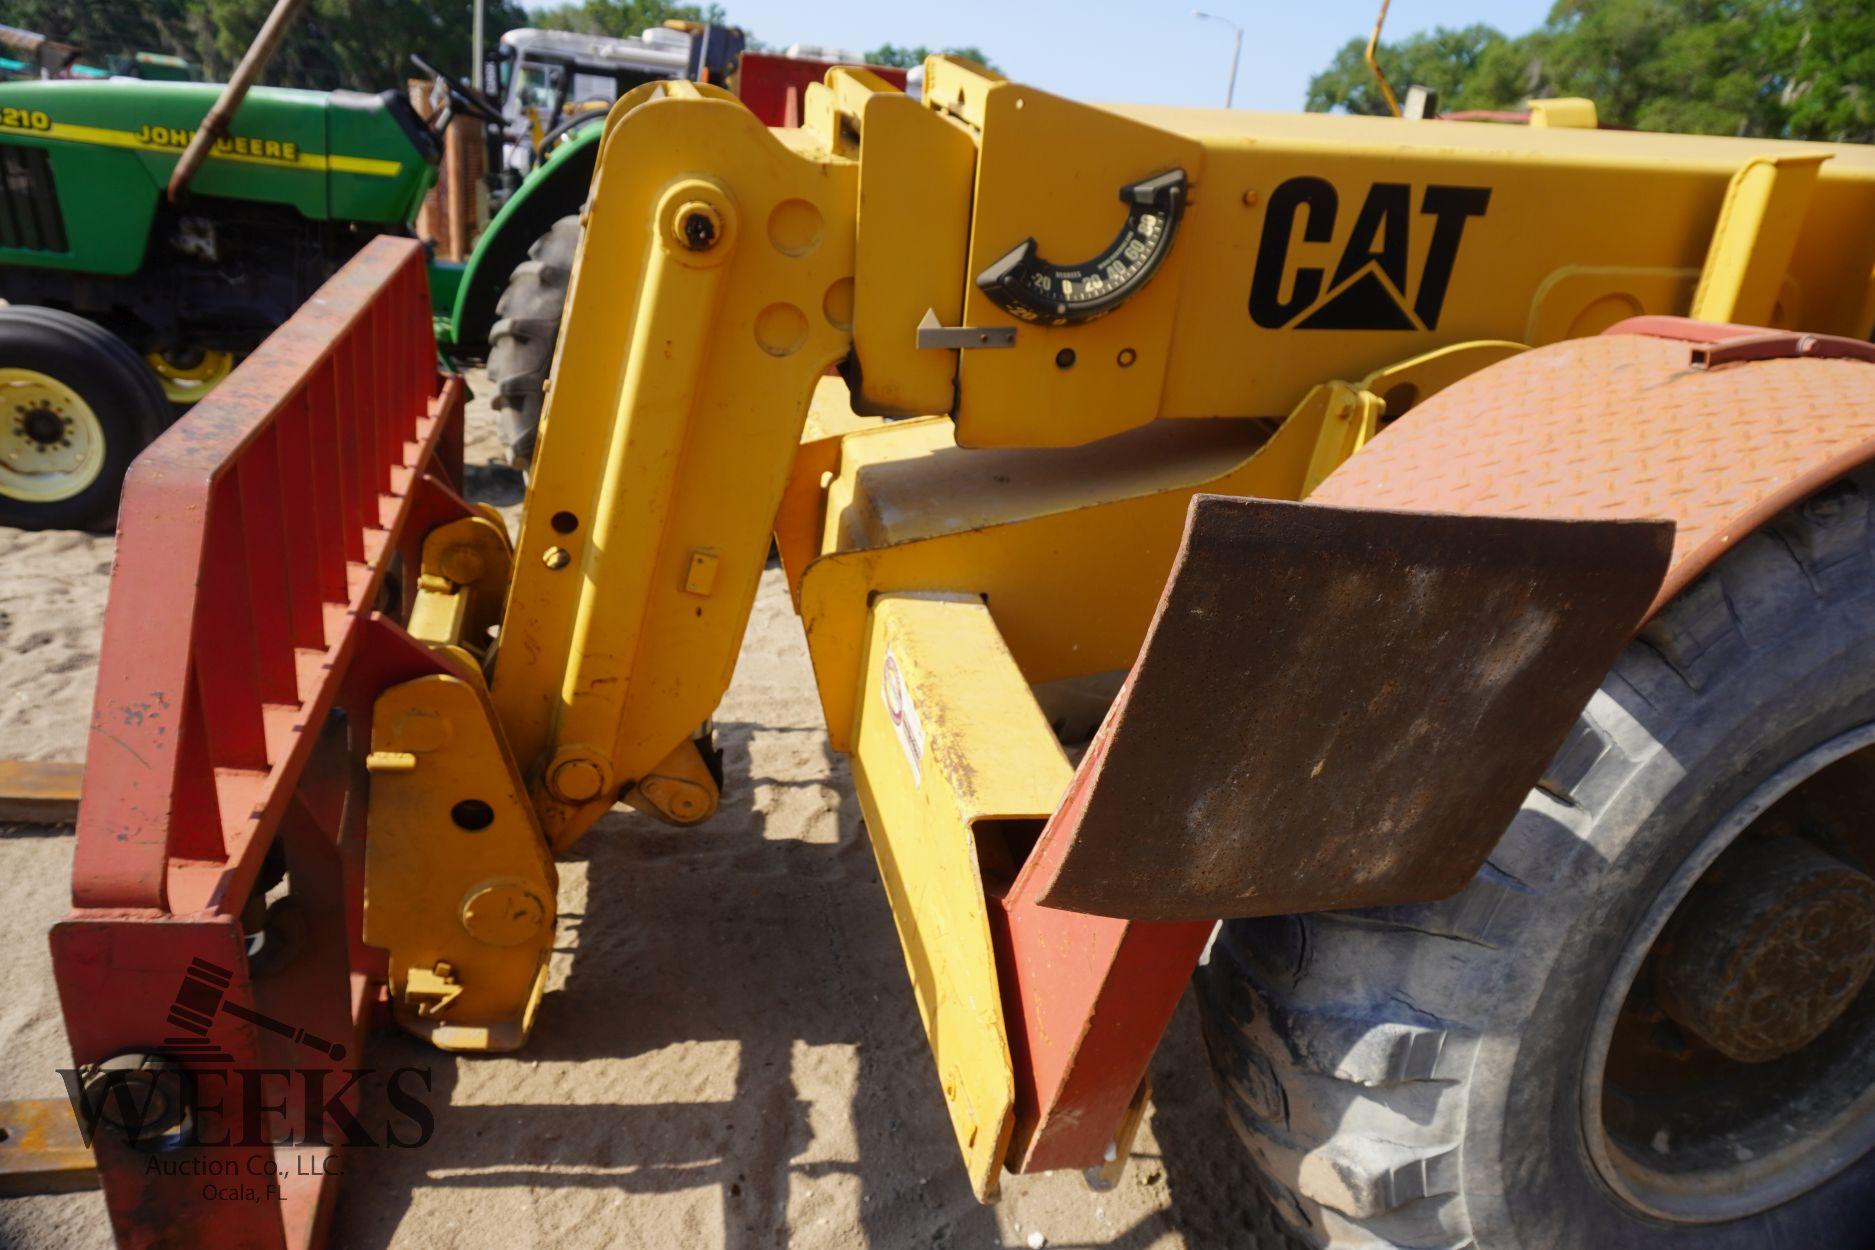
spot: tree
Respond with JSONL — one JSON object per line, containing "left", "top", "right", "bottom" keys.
{"left": 863, "top": 44, "right": 997, "bottom": 72}
{"left": 1304, "top": 0, "right": 1874, "bottom": 141}
{"left": 524, "top": 0, "right": 726, "bottom": 40}
{"left": 1517, "top": 0, "right": 1765, "bottom": 136}
{"left": 10, "top": 0, "right": 527, "bottom": 90}
{"left": 1303, "top": 23, "right": 1508, "bottom": 116}
{"left": 1756, "top": 0, "right": 1875, "bottom": 141}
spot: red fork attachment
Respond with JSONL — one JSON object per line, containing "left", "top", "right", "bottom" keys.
{"left": 49, "top": 237, "right": 475, "bottom": 1250}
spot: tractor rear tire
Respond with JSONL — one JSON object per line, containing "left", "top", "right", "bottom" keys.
{"left": 1198, "top": 475, "right": 1875, "bottom": 1249}
{"left": 485, "top": 213, "right": 580, "bottom": 472}
{"left": 0, "top": 307, "right": 169, "bottom": 531}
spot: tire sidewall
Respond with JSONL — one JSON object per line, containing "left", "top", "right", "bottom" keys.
{"left": 1473, "top": 582, "right": 1875, "bottom": 1248}
{"left": 486, "top": 214, "right": 579, "bottom": 471}
{"left": 0, "top": 308, "right": 166, "bottom": 531}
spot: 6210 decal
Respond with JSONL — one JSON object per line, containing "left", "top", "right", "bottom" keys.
{"left": 0, "top": 107, "right": 52, "bottom": 133}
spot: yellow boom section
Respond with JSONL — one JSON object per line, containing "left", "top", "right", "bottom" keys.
{"left": 488, "top": 58, "right": 1875, "bottom": 853}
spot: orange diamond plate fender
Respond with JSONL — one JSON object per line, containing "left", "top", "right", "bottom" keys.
{"left": 1311, "top": 316, "right": 1875, "bottom": 620}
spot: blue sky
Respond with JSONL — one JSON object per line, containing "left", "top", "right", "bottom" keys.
{"left": 518, "top": 1, "right": 1557, "bottom": 111}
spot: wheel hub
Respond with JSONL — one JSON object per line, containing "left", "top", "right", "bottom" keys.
{"left": 1585, "top": 732, "right": 1875, "bottom": 1224}
{"left": 145, "top": 346, "right": 234, "bottom": 404}
{"left": 18, "top": 405, "right": 67, "bottom": 447}
{"left": 1656, "top": 838, "right": 1875, "bottom": 1062}
{"left": 0, "top": 368, "right": 104, "bottom": 503}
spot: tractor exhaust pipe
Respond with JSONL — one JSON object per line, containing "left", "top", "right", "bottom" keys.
{"left": 166, "top": 0, "right": 310, "bottom": 204}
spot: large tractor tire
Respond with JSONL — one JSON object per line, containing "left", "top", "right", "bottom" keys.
{"left": 485, "top": 213, "right": 580, "bottom": 472}
{"left": 0, "top": 307, "right": 169, "bottom": 531}
{"left": 1199, "top": 476, "right": 1875, "bottom": 1249}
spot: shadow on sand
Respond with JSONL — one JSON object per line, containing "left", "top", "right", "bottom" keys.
{"left": 335, "top": 716, "right": 1279, "bottom": 1248}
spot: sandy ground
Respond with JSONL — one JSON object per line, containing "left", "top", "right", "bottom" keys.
{"left": 0, "top": 374, "right": 1281, "bottom": 1249}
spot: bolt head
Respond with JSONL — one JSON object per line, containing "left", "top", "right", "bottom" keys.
{"left": 438, "top": 544, "right": 486, "bottom": 585}
{"left": 548, "top": 754, "right": 607, "bottom": 803}
{"left": 676, "top": 201, "right": 723, "bottom": 252}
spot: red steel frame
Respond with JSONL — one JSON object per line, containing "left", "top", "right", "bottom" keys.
{"left": 737, "top": 52, "right": 907, "bottom": 128}
{"left": 49, "top": 236, "right": 477, "bottom": 1250}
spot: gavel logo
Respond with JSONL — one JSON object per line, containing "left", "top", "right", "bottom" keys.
{"left": 165, "top": 957, "right": 348, "bottom": 1061}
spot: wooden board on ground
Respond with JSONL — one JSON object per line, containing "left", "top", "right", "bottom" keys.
{"left": 0, "top": 760, "right": 82, "bottom": 825}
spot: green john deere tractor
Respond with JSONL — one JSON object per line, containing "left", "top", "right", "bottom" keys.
{"left": 0, "top": 70, "right": 469, "bottom": 528}
{"left": 0, "top": 31, "right": 740, "bottom": 530}
{"left": 0, "top": 21, "right": 875, "bottom": 529}
{"left": 0, "top": 37, "right": 565, "bottom": 531}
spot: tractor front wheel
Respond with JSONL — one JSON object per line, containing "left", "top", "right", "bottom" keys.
{"left": 0, "top": 308, "right": 168, "bottom": 531}
{"left": 144, "top": 345, "right": 236, "bottom": 408}
{"left": 485, "top": 213, "right": 579, "bottom": 472}
{"left": 1199, "top": 475, "right": 1875, "bottom": 1248}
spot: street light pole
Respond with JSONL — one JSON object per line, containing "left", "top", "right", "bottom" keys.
{"left": 472, "top": 0, "right": 486, "bottom": 95}
{"left": 1193, "top": 10, "right": 1243, "bottom": 108}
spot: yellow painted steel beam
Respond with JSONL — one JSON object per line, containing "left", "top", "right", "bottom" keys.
{"left": 490, "top": 78, "right": 869, "bottom": 851}
{"left": 1691, "top": 153, "right": 1830, "bottom": 326}
{"left": 789, "top": 337, "right": 1530, "bottom": 752}
{"left": 797, "top": 390, "right": 1320, "bottom": 753}
{"left": 849, "top": 592, "right": 1073, "bottom": 1199}
{"left": 905, "top": 59, "right": 1875, "bottom": 449}
{"left": 363, "top": 675, "right": 557, "bottom": 1052}
{"left": 847, "top": 84, "right": 978, "bottom": 418}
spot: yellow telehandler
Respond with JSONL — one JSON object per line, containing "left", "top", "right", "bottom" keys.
{"left": 47, "top": 54, "right": 1875, "bottom": 1250}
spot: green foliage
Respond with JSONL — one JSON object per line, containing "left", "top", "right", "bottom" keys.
{"left": 1756, "top": 0, "right": 1875, "bottom": 141}
{"left": 863, "top": 44, "right": 998, "bottom": 72}
{"left": 1304, "top": 23, "right": 1509, "bottom": 117}
{"left": 524, "top": 0, "right": 726, "bottom": 40}
{"left": 11, "top": 0, "right": 528, "bottom": 91}
{"left": 1306, "top": 0, "right": 1874, "bottom": 141}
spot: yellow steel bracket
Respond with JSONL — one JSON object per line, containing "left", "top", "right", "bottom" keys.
{"left": 1299, "top": 382, "right": 1384, "bottom": 496}
{"left": 363, "top": 674, "right": 557, "bottom": 1052}
{"left": 926, "top": 58, "right": 1206, "bottom": 449}
{"left": 1299, "top": 338, "right": 1529, "bottom": 493}
{"left": 787, "top": 337, "right": 1530, "bottom": 746}
{"left": 850, "top": 592, "right": 1074, "bottom": 1200}
{"left": 408, "top": 510, "right": 513, "bottom": 673}
{"left": 490, "top": 78, "right": 868, "bottom": 850}
{"left": 796, "top": 410, "right": 1320, "bottom": 753}
{"left": 1359, "top": 338, "right": 1526, "bottom": 415}
{"left": 1692, "top": 152, "right": 1830, "bottom": 326}
{"left": 622, "top": 731, "right": 721, "bottom": 826}
{"left": 845, "top": 71, "right": 976, "bottom": 418}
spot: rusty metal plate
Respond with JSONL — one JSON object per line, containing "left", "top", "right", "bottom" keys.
{"left": 0, "top": 759, "right": 82, "bottom": 824}
{"left": 1032, "top": 494, "right": 1672, "bottom": 921}
{"left": 0, "top": 1098, "right": 97, "bottom": 1196}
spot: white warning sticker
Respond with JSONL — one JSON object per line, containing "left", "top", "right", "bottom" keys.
{"left": 880, "top": 647, "right": 926, "bottom": 787}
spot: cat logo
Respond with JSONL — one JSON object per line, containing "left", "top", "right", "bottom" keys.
{"left": 1249, "top": 177, "right": 1491, "bottom": 331}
